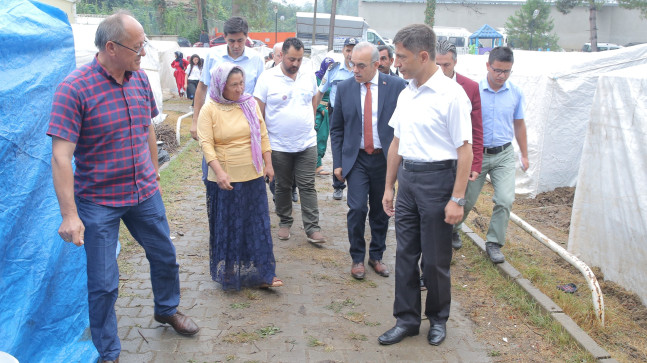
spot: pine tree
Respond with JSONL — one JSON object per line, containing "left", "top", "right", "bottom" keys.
{"left": 505, "top": 0, "right": 559, "bottom": 50}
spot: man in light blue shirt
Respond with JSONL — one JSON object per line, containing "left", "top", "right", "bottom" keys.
{"left": 313, "top": 37, "right": 358, "bottom": 200}
{"left": 457, "top": 46, "right": 529, "bottom": 264}
{"left": 190, "top": 17, "right": 265, "bottom": 140}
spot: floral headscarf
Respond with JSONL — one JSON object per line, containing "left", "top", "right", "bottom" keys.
{"left": 209, "top": 63, "right": 262, "bottom": 173}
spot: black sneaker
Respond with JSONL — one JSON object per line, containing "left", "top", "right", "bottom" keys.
{"left": 452, "top": 231, "right": 462, "bottom": 250}
{"left": 485, "top": 242, "right": 505, "bottom": 264}
{"left": 333, "top": 188, "right": 343, "bottom": 200}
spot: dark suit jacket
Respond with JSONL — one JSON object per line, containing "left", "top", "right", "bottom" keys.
{"left": 330, "top": 72, "right": 407, "bottom": 178}
{"left": 456, "top": 72, "right": 484, "bottom": 174}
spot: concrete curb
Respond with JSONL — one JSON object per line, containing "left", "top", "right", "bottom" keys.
{"left": 461, "top": 225, "right": 618, "bottom": 362}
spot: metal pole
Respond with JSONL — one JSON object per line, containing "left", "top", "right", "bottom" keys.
{"left": 328, "top": 0, "right": 338, "bottom": 51}
{"left": 274, "top": 5, "right": 278, "bottom": 44}
{"left": 312, "top": 0, "right": 317, "bottom": 49}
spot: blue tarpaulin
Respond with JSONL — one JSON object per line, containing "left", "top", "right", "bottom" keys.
{"left": 0, "top": 0, "right": 98, "bottom": 361}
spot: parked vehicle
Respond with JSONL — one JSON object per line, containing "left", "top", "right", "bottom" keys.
{"left": 582, "top": 43, "right": 623, "bottom": 52}
{"left": 433, "top": 26, "right": 472, "bottom": 55}
{"left": 296, "top": 12, "right": 391, "bottom": 52}
{"left": 177, "top": 37, "right": 191, "bottom": 47}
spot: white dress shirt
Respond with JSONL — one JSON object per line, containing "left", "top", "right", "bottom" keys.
{"left": 389, "top": 68, "right": 472, "bottom": 162}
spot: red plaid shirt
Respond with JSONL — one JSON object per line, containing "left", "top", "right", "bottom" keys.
{"left": 48, "top": 56, "right": 159, "bottom": 207}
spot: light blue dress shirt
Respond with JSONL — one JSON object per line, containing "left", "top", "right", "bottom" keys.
{"left": 318, "top": 61, "right": 354, "bottom": 106}
{"left": 200, "top": 45, "right": 265, "bottom": 95}
{"left": 479, "top": 78, "right": 525, "bottom": 148}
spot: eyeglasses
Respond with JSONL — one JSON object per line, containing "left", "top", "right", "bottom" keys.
{"left": 111, "top": 40, "right": 148, "bottom": 56}
{"left": 491, "top": 68, "right": 512, "bottom": 76}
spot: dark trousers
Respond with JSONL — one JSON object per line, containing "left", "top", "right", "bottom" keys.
{"left": 329, "top": 105, "right": 346, "bottom": 191}
{"left": 76, "top": 191, "right": 180, "bottom": 360}
{"left": 393, "top": 163, "right": 455, "bottom": 329}
{"left": 346, "top": 150, "right": 389, "bottom": 262}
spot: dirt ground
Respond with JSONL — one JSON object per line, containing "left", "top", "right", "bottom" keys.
{"left": 140, "top": 100, "right": 647, "bottom": 362}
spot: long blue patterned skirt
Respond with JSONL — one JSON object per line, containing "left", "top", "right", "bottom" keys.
{"left": 206, "top": 177, "right": 276, "bottom": 291}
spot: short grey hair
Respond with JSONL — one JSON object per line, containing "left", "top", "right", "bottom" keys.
{"left": 436, "top": 39, "right": 457, "bottom": 61}
{"left": 353, "top": 41, "right": 379, "bottom": 63}
{"left": 95, "top": 10, "right": 132, "bottom": 51}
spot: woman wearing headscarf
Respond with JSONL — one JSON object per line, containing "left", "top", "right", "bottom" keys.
{"left": 314, "top": 57, "right": 335, "bottom": 176}
{"left": 171, "top": 51, "right": 189, "bottom": 97}
{"left": 197, "top": 62, "right": 282, "bottom": 290}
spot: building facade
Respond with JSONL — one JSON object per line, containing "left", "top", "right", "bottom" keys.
{"left": 359, "top": 0, "right": 647, "bottom": 51}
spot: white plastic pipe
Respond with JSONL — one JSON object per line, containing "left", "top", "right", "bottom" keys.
{"left": 175, "top": 111, "right": 194, "bottom": 146}
{"left": 508, "top": 211, "right": 605, "bottom": 326}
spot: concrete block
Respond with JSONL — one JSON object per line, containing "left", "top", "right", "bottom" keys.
{"left": 551, "top": 312, "right": 611, "bottom": 360}
{"left": 516, "top": 278, "right": 562, "bottom": 313}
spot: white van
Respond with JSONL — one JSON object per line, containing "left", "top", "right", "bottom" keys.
{"left": 434, "top": 26, "right": 472, "bottom": 54}
{"left": 582, "top": 43, "right": 623, "bottom": 52}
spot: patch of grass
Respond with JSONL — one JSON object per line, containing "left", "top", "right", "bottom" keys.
{"left": 225, "top": 355, "right": 236, "bottom": 361}
{"left": 488, "top": 350, "right": 501, "bottom": 357}
{"left": 457, "top": 233, "right": 595, "bottom": 361}
{"left": 343, "top": 311, "right": 366, "bottom": 324}
{"left": 364, "top": 320, "right": 381, "bottom": 327}
{"left": 349, "top": 332, "right": 368, "bottom": 341}
{"left": 223, "top": 330, "right": 259, "bottom": 344}
{"left": 244, "top": 289, "right": 261, "bottom": 301}
{"left": 324, "top": 297, "right": 357, "bottom": 313}
{"left": 347, "top": 278, "right": 377, "bottom": 288}
{"left": 306, "top": 335, "right": 325, "bottom": 347}
{"left": 324, "top": 345, "right": 335, "bottom": 352}
{"left": 230, "top": 302, "right": 250, "bottom": 309}
{"left": 257, "top": 325, "right": 280, "bottom": 338}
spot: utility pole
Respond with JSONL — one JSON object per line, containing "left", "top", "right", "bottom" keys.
{"left": 312, "top": 0, "right": 317, "bottom": 50}
{"left": 327, "top": 0, "right": 338, "bottom": 51}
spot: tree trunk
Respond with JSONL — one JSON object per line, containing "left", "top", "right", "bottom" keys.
{"left": 589, "top": 4, "right": 598, "bottom": 52}
{"left": 328, "top": 0, "right": 337, "bottom": 51}
{"left": 196, "top": 0, "right": 203, "bottom": 29}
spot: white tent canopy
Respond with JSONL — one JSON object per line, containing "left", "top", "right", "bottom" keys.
{"left": 455, "top": 45, "right": 647, "bottom": 196}
{"left": 568, "top": 63, "right": 647, "bottom": 306}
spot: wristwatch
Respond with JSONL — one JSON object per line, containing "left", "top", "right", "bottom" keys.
{"left": 450, "top": 196, "right": 466, "bottom": 206}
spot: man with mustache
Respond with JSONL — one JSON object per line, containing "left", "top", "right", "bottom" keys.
{"left": 254, "top": 38, "right": 327, "bottom": 244}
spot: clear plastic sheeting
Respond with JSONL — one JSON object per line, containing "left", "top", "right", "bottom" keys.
{"left": 455, "top": 45, "right": 647, "bottom": 196}
{"left": 569, "top": 63, "right": 647, "bottom": 307}
{"left": 0, "top": 1, "right": 98, "bottom": 362}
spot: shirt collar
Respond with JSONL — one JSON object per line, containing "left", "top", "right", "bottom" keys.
{"left": 409, "top": 67, "right": 444, "bottom": 93}
{"left": 93, "top": 54, "right": 132, "bottom": 83}
{"left": 217, "top": 45, "right": 250, "bottom": 61}
{"left": 480, "top": 77, "right": 509, "bottom": 93}
{"left": 366, "top": 71, "right": 379, "bottom": 86}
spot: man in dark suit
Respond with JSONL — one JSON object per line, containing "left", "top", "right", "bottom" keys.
{"left": 435, "top": 40, "right": 484, "bottom": 250}
{"left": 330, "top": 42, "right": 407, "bottom": 280}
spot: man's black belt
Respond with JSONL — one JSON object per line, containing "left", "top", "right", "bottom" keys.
{"left": 402, "top": 159, "right": 456, "bottom": 172}
{"left": 483, "top": 142, "right": 512, "bottom": 155}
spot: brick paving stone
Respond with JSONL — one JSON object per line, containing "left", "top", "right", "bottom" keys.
{"left": 113, "top": 137, "right": 492, "bottom": 362}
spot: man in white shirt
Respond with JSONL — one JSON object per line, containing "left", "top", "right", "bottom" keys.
{"left": 254, "top": 38, "right": 326, "bottom": 244}
{"left": 265, "top": 42, "right": 283, "bottom": 69}
{"left": 190, "top": 17, "right": 265, "bottom": 141}
{"left": 379, "top": 24, "right": 473, "bottom": 347}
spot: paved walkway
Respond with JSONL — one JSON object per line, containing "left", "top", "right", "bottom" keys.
{"left": 115, "top": 104, "right": 492, "bottom": 362}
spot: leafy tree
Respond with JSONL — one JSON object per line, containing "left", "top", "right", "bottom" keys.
{"left": 505, "top": 0, "right": 559, "bottom": 50}
{"left": 617, "top": 0, "right": 647, "bottom": 18}
{"left": 555, "top": 0, "right": 602, "bottom": 51}
{"left": 425, "top": 0, "right": 436, "bottom": 27}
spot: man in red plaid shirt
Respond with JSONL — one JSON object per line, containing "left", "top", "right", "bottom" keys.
{"left": 48, "top": 11, "right": 198, "bottom": 363}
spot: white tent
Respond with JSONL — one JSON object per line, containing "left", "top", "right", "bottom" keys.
{"left": 71, "top": 21, "right": 167, "bottom": 124}
{"left": 455, "top": 45, "right": 647, "bottom": 196}
{"left": 568, "top": 63, "right": 647, "bottom": 306}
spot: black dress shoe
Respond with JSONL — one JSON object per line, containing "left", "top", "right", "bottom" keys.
{"left": 427, "top": 323, "right": 446, "bottom": 346}
{"left": 378, "top": 325, "right": 418, "bottom": 345}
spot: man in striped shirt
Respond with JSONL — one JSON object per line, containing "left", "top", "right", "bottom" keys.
{"left": 48, "top": 11, "right": 198, "bottom": 363}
